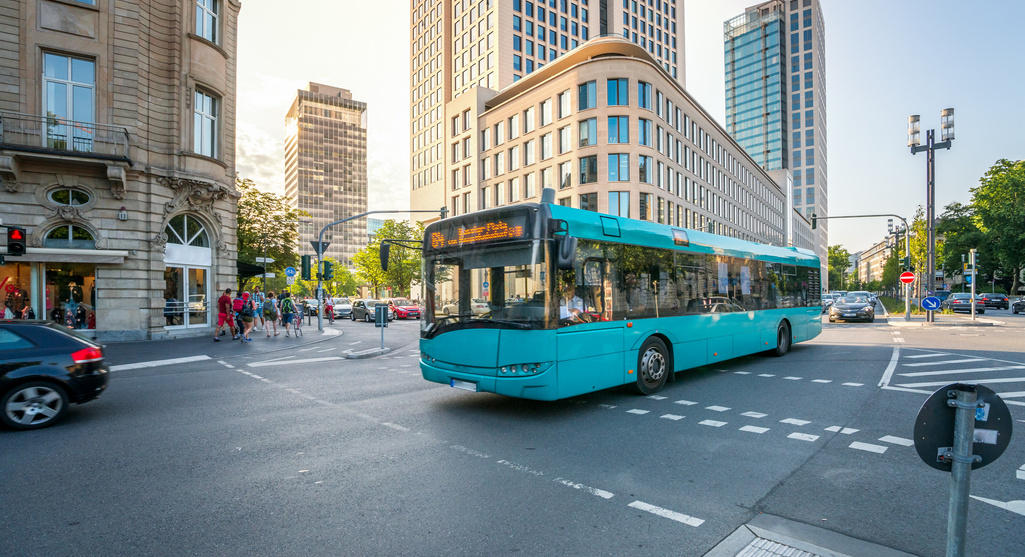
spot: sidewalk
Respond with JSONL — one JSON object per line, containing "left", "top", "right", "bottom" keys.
{"left": 879, "top": 302, "right": 1002, "bottom": 327}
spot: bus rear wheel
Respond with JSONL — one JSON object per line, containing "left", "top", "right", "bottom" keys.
{"left": 634, "top": 337, "right": 669, "bottom": 395}
{"left": 772, "top": 321, "right": 791, "bottom": 357}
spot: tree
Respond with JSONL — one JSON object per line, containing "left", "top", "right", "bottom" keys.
{"left": 827, "top": 245, "right": 851, "bottom": 290}
{"left": 352, "top": 219, "right": 425, "bottom": 298}
{"left": 936, "top": 202, "right": 987, "bottom": 288}
{"left": 970, "top": 159, "right": 1025, "bottom": 294}
{"left": 880, "top": 251, "right": 900, "bottom": 294}
{"left": 235, "top": 177, "right": 309, "bottom": 289}
{"left": 352, "top": 246, "right": 388, "bottom": 298}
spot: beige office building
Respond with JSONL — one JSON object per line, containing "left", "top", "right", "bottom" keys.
{"left": 284, "top": 83, "right": 368, "bottom": 267}
{"left": 0, "top": 0, "right": 241, "bottom": 340}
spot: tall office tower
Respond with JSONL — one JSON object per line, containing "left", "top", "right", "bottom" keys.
{"left": 285, "top": 83, "right": 368, "bottom": 267}
{"left": 410, "top": 0, "right": 686, "bottom": 219}
{"left": 725, "top": 0, "right": 827, "bottom": 267}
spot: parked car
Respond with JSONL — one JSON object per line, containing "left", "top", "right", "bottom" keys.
{"left": 940, "top": 293, "right": 985, "bottom": 314}
{"left": 301, "top": 298, "right": 321, "bottom": 316}
{"left": 351, "top": 299, "right": 394, "bottom": 322}
{"left": 331, "top": 298, "right": 352, "bottom": 319}
{"left": 828, "top": 295, "right": 875, "bottom": 323}
{"left": 979, "top": 293, "right": 1009, "bottom": 309}
{"left": 441, "top": 298, "right": 490, "bottom": 316}
{"left": 0, "top": 320, "right": 109, "bottom": 430}
{"left": 1012, "top": 298, "right": 1025, "bottom": 314}
{"left": 384, "top": 298, "right": 421, "bottom": 319}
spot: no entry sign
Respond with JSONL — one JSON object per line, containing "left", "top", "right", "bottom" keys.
{"left": 900, "top": 271, "right": 916, "bottom": 284}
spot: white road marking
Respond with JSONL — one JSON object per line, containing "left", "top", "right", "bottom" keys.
{"left": 554, "top": 478, "right": 615, "bottom": 499}
{"left": 261, "top": 355, "right": 297, "bottom": 363}
{"left": 300, "top": 347, "right": 319, "bottom": 352}
{"left": 628, "top": 501, "right": 704, "bottom": 527}
{"left": 599, "top": 404, "right": 618, "bottom": 409}
{"left": 740, "top": 426, "right": 769, "bottom": 434}
{"left": 381, "top": 422, "right": 409, "bottom": 431}
{"left": 661, "top": 414, "right": 685, "bottom": 421}
{"left": 893, "top": 338, "right": 906, "bottom": 343}
{"left": 905, "top": 352, "right": 951, "bottom": 359}
{"left": 879, "top": 436, "right": 914, "bottom": 447}
{"left": 250, "top": 374, "right": 263, "bottom": 379}
{"left": 879, "top": 346, "right": 901, "bottom": 387}
{"left": 675, "top": 400, "right": 698, "bottom": 406}
{"left": 842, "top": 382, "right": 864, "bottom": 387}
{"left": 998, "top": 391, "right": 1025, "bottom": 399}
{"left": 497, "top": 460, "right": 544, "bottom": 476}
{"left": 811, "top": 379, "right": 832, "bottom": 383}
{"left": 248, "top": 357, "right": 343, "bottom": 367}
{"left": 850, "top": 442, "right": 888, "bottom": 454}
{"left": 899, "top": 365, "right": 1025, "bottom": 378}
{"left": 1018, "top": 464, "right": 1025, "bottom": 481}
{"left": 110, "top": 355, "right": 211, "bottom": 371}
{"left": 317, "top": 348, "right": 337, "bottom": 353}
{"left": 783, "top": 376, "right": 802, "bottom": 380}
{"left": 400, "top": 365, "right": 413, "bottom": 368}
{"left": 706, "top": 405, "right": 730, "bottom": 412}
{"left": 902, "top": 358, "right": 987, "bottom": 367}
{"left": 733, "top": 371, "right": 751, "bottom": 375}
{"left": 451, "top": 445, "right": 491, "bottom": 459}
{"left": 741, "top": 412, "right": 767, "bottom": 418}
{"left": 825, "top": 426, "right": 859, "bottom": 434}
{"left": 647, "top": 395, "right": 668, "bottom": 400}
{"left": 969, "top": 496, "right": 1025, "bottom": 517}
{"left": 898, "top": 377, "right": 1025, "bottom": 389}
{"left": 348, "top": 341, "right": 363, "bottom": 345}
{"left": 758, "top": 374, "right": 775, "bottom": 377}
{"left": 788, "top": 433, "right": 819, "bottom": 442}
{"left": 699, "top": 420, "right": 727, "bottom": 427}
{"left": 626, "top": 409, "right": 650, "bottom": 415}
{"left": 780, "top": 418, "right": 811, "bottom": 426}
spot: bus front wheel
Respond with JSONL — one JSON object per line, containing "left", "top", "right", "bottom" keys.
{"left": 772, "top": 322, "right": 791, "bottom": 357}
{"left": 634, "top": 337, "right": 669, "bottom": 395}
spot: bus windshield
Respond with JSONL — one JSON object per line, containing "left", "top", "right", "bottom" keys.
{"left": 422, "top": 239, "right": 552, "bottom": 337}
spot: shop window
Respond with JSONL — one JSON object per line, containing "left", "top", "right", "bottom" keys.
{"left": 44, "top": 225, "right": 95, "bottom": 249}
{"left": 46, "top": 263, "right": 97, "bottom": 329}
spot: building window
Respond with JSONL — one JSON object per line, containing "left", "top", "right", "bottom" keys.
{"left": 579, "top": 155, "right": 597, "bottom": 184}
{"left": 579, "top": 118, "right": 597, "bottom": 147}
{"left": 196, "top": 0, "right": 219, "bottom": 43}
{"left": 44, "top": 225, "right": 95, "bottom": 249}
{"left": 558, "top": 90, "right": 571, "bottom": 118}
{"left": 638, "top": 118, "right": 651, "bottom": 146}
{"left": 608, "top": 191, "right": 630, "bottom": 217}
{"left": 638, "top": 81, "right": 651, "bottom": 109}
{"left": 639, "top": 193, "right": 652, "bottom": 220}
{"left": 578, "top": 81, "right": 596, "bottom": 110}
{"left": 541, "top": 167, "right": 553, "bottom": 189}
{"left": 559, "top": 161, "right": 572, "bottom": 189}
{"left": 541, "top": 133, "right": 552, "bottom": 159}
{"left": 638, "top": 155, "right": 652, "bottom": 183}
{"left": 525, "top": 172, "right": 536, "bottom": 198}
{"left": 193, "top": 89, "right": 219, "bottom": 158}
{"left": 524, "top": 106, "right": 535, "bottom": 133}
{"left": 540, "top": 99, "right": 552, "bottom": 126}
{"left": 580, "top": 193, "right": 597, "bottom": 211}
{"left": 49, "top": 188, "right": 91, "bottom": 206}
{"left": 607, "top": 78, "right": 628, "bottom": 106}
{"left": 608, "top": 153, "right": 629, "bottom": 182}
{"left": 525, "top": 139, "right": 536, "bottom": 165}
{"left": 43, "top": 53, "right": 95, "bottom": 151}
{"left": 608, "top": 116, "right": 629, "bottom": 143}
{"left": 558, "top": 125, "right": 571, "bottom": 154}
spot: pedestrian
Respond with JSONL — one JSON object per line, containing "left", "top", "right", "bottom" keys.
{"left": 238, "top": 291, "right": 256, "bottom": 342}
{"left": 164, "top": 296, "right": 178, "bottom": 326}
{"left": 214, "top": 288, "right": 238, "bottom": 341}
{"left": 280, "top": 292, "right": 297, "bottom": 337}
{"left": 325, "top": 298, "right": 334, "bottom": 324}
{"left": 253, "top": 286, "right": 265, "bottom": 331}
{"left": 262, "top": 291, "right": 280, "bottom": 337}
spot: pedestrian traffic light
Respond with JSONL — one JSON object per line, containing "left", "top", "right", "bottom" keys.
{"left": 301, "top": 255, "right": 311, "bottom": 280}
{"left": 6, "top": 227, "right": 26, "bottom": 256}
{"left": 322, "top": 261, "right": 334, "bottom": 280}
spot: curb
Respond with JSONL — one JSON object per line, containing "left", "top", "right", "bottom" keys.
{"left": 704, "top": 514, "right": 919, "bottom": 557}
{"left": 344, "top": 347, "right": 392, "bottom": 359}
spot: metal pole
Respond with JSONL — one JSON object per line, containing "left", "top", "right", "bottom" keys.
{"left": 970, "top": 249, "right": 977, "bottom": 321}
{"left": 261, "top": 234, "right": 267, "bottom": 293}
{"left": 926, "top": 130, "right": 937, "bottom": 322}
{"left": 945, "top": 386, "right": 978, "bottom": 557}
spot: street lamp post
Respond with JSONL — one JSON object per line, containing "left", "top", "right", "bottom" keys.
{"left": 909, "top": 108, "right": 955, "bottom": 323}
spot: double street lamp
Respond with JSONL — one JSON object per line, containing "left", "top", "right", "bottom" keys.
{"left": 908, "top": 108, "right": 955, "bottom": 323}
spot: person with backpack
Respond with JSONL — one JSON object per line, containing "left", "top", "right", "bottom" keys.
{"left": 236, "top": 291, "right": 256, "bottom": 342}
{"left": 253, "top": 286, "right": 266, "bottom": 331}
{"left": 262, "top": 291, "right": 280, "bottom": 337}
{"left": 231, "top": 293, "right": 246, "bottom": 341}
{"left": 214, "top": 288, "right": 238, "bottom": 341}
{"left": 280, "top": 292, "right": 297, "bottom": 337}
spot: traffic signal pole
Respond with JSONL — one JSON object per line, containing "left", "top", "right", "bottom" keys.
{"left": 313, "top": 208, "right": 447, "bottom": 332}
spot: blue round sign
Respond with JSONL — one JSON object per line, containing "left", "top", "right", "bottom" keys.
{"left": 921, "top": 296, "right": 941, "bottom": 311}
{"left": 285, "top": 267, "right": 297, "bottom": 277}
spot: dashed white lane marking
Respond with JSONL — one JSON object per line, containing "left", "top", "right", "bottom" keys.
{"left": 741, "top": 412, "right": 767, "bottom": 418}
{"left": 906, "top": 352, "right": 951, "bottom": 359}
{"left": 699, "top": 420, "right": 727, "bottom": 427}
{"left": 902, "top": 358, "right": 987, "bottom": 367}
{"left": 850, "top": 442, "right": 888, "bottom": 454}
{"left": 497, "top": 460, "right": 544, "bottom": 476}
{"left": 599, "top": 404, "right": 618, "bottom": 409}
{"left": 451, "top": 445, "right": 490, "bottom": 459}
{"left": 400, "top": 365, "right": 413, "bottom": 368}
{"left": 893, "top": 338, "right": 906, "bottom": 343}
{"left": 740, "top": 426, "right": 769, "bottom": 434}
{"left": 110, "top": 355, "right": 211, "bottom": 371}
{"left": 628, "top": 501, "right": 704, "bottom": 527}
{"left": 660, "top": 414, "right": 685, "bottom": 421}
{"left": 647, "top": 395, "right": 668, "bottom": 400}
{"left": 811, "top": 379, "right": 832, "bottom": 383}
{"left": 261, "top": 355, "right": 297, "bottom": 363}
{"left": 899, "top": 365, "right": 1025, "bottom": 378}
{"left": 879, "top": 436, "right": 914, "bottom": 447}
{"left": 627, "top": 409, "right": 650, "bottom": 415}
{"left": 300, "top": 347, "right": 319, "bottom": 352}
{"left": 249, "top": 374, "right": 263, "bottom": 379}
{"left": 381, "top": 422, "right": 409, "bottom": 431}
{"left": 317, "top": 348, "right": 337, "bottom": 353}
{"left": 788, "top": 433, "right": 819, "bottom": 442}
{"left": 554, "top": 478, "right": 615, "bottom": 499}
{"left": 348, "top": 341, "right": 363, "bottom": 345}
{"left": 825, "top": 426, "right": 859, "bottom": 434}
{"left": 675, "top": 400, "right": 698, "bottom": 406}
{"left": 248, "top": 356, "right": 343, "bottom": 367}
{"left": 706, "top": 405, "right": 730, "bottom": 412}
{"left": 780, "top": 418, "right": 811, "bottom": 426}
{"left": 783, "top": 376, "right": 802, "bottom": 380}
{"left": 757, "top": 374, "right": 775, "bottom": 377}
{"left": 842, "top": 382, "right": 864, "bottom": 387}
{"left": 1017, "top": 464, "right": 1025, "bottom": 481}
{"left": 733, "top": 371, "right": 751, "bottom": 375}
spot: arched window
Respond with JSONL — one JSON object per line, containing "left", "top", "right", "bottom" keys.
{"left": 165, "top": 214, "right": 209, "bottom": 247}
{"left": 49, "top": 188, "right": 91, "bottom": 206}
{"left": 44, "top": 225, "right": 95, "bottom": 249}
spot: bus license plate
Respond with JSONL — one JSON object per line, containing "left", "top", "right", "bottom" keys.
{"left": 450, "top": 379, "right": 478, "bottom": 392}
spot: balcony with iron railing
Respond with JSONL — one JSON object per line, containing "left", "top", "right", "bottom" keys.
{"left": 0, "top": 111, "right": 130, "bottom": 162}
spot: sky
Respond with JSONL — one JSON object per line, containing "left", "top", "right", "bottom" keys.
{"left": 235, "top": 0, "right": 1024, "bottom": 255}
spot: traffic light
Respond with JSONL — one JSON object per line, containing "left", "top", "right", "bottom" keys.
{"left": 811, "top": 213, "right": 817, "bottom": 229}
{"left": 322, "top": 261, "right": 334, "bottom": 280}
{"left": 6, "top": 227, "right": 26, "bottom": 256}
{"left": 903, "top": 256, "right": 911, "bottom": 270}
{"left": 301, "top": 255, "right": 311, "bottom": 280}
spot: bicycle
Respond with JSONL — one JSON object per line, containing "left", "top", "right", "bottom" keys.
{"left": 293, "top": 311, "right": 303, "bottom": 336}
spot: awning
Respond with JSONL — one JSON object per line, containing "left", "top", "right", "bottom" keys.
{"left": 237, "top": 260, "right": 265, "bottom": 278}
{"left": 0, "top": 247, "right": 129, "bottom": 264}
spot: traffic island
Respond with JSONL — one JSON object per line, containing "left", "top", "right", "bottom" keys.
{"left": 343, "top": 347, "right": 392, "bottom": 359}
{"left": 705, "top": 513, "right": 917, "bottom": 557}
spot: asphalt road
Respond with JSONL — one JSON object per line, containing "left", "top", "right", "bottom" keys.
{"left": 2, "top": 312, "right": 1023, "bottom": 556}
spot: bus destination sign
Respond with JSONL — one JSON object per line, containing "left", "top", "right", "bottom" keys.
{"left": 430, "top": 216, "right": 527, "bottom": 249}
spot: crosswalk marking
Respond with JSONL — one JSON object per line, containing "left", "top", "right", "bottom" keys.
{"left": 905, "top": 352, "right": 951, "bottom": 359}
{"left": 699, "top": 420, "right": 727, "bottom": 427}
{"left": 879, "top": 436, "right": 914, "bottom": 447}
{"left": 851, "top": 442, "right": 887, "bottom": 454}
{"left": 740, "top": 425, "right": 769, "bottom": 434}
{"left": 788, "top": 433, "right": 818, "bottom": 442}
{"left": 706, "top": 405, "right": 730, "bottom": 412}
{"left": 811, "top": 379, "right": 832, "bottom": 383}
{"left": 1018, "top": 464, "right": 1025, "bottom": 481}
{"left": 675, "top": 400, "right": 698, "bottom": 406}
{"left": 842, "top": 382, "right": 864, "bottom": 387}
{"left": 902, "top": 358, "right": 986, "bottom": 367}
{"left": 780, "top": 418, "right": 810, "bottom": 426}
{"left": 741, "top": 412, "right": 767, "bottom": 418}
{"left": 825, "top": 426, "right": 858, "bottom": 434}
{"left": 626, "top": 409, "right": 649, "bottom": 415}
{"left": 898, "top": 377, "right": 1025, "bottom": 389}
{"left": 660, "top": 414, "right": 684, "bottom": 421}
{"left": 783, "top": 376, "right": 802, "bottom": 380}
{"left": 899, "top": 365, "right": 1025, "bottom": 378}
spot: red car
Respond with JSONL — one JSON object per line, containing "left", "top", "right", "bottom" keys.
{"left": 386, "top": 298, "right": 421, "bottom": 319}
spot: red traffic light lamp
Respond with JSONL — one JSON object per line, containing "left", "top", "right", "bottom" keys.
{"left": 6, "top": 227, "right": 26, "bottom": 256}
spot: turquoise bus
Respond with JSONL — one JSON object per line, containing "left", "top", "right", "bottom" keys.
{"left": 420, "top": 190, "right": 822, "bottom": 400}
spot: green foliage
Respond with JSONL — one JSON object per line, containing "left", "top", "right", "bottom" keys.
{"left": 235, "top": 176, "right": 309, "bottom": 289}
{"left": 827, "top": 245, "right": 851, "bottom": 290}
{"left": 352, "top": 220, "right": 424, "bottom": 298}
{"left": 970, "top": 159, "right": 1025, "bottom": 294}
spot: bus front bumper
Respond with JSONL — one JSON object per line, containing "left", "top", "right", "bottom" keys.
{"left": 420, "top": 360, "right": 559, "bottom": 401}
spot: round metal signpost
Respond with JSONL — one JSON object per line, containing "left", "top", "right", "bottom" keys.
{"left": 900, "top": 271, "right": 916, "bottom": 284}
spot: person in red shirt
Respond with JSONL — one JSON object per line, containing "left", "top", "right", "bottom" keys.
{"left": 213, "top": 288, "right": 238, "bottom": 341}
{"left": 325, "top": 299, "right": 334, "bottom": 324}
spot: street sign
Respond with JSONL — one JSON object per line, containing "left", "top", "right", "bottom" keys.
{"left": 310, "top": 241, "right": 330, "bottom": 254}
{"left": 255, "top": 257, "right": 275, "bottom": 264}
{"left": 256, "top": 273, "right": 276, "bottom": 279}
{"left": 914, "top": 383, "right": 1012, "bottom": 472}
{"left": 965, "top": 275, "right": 973, "bottom": 285}
{"left": 922, "top": 296, "right": 941, "bottom": 311}
{"left": 286, "top": 276, "right": 295, "bottom": 285}
{"left": 285, "top": 267, "right": 297, "bottom": 277}
{"left": 900, "top": 271, "right": 917, "bottom": 284}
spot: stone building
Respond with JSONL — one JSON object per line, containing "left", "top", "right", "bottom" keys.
{"left": 0, "top": 0, "right": 241, "bottom": 341}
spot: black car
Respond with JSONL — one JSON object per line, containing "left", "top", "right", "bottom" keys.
{"left": 0, "top": 320, "right": 109, "bottom": 430}
{"left": 940, "top": 293, "right": 985, "bottom": 314}
{"left": 979, "top": 293, "right": 1009, "bottom": 309}
{"left": 828, "top": 296, "right": 875, "bottom": 323}
{"left": 1012, "top": 298, "right": 1024, "bottom": 314}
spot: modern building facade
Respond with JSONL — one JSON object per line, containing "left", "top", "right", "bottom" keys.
{"left": 410, "top": 0, "right": 686, "bottom": 221}
{"left": 284, "top": 83, "right": 368, "bottom": 267}
{"left": 724, "top": 0, "right": 827, "bottom": 267}
{"left": 0, "top": 0, "right": 241, "bottom": 341}
{"left": 417, "top": 37, "right": 789, "bottom": 247}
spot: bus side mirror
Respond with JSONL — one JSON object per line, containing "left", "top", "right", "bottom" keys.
{"left": 556, "top": 236, "right": 577, "bottom": 270}
{"left": 379, "top": 242, "right": 391, "bottom": 272}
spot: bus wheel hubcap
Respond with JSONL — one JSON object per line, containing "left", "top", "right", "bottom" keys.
{"left": 641, "top": 348, "right": 665, "bottom": 382}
